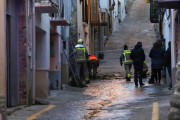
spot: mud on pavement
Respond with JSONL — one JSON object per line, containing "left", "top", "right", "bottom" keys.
{"left": 83, "top": 78, "right": 133, "bottom": 119}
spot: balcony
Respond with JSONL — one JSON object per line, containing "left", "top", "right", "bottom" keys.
{"left": 35, "top": 0, "right": 59, "bottom": 13}
{"left": 100, "top": 8, "right": 108, "bottom": 26}
{"left": 109, "top": 0, "right": 115, "bottom": 11}
{"left": 50, "top": 13, "right": 71, "bottom": 26}
{"left": 90, "top": 3, "right": 99, "bottom": 26}
{"left": 154, "top": 0, "right": 180, "bottom": 9}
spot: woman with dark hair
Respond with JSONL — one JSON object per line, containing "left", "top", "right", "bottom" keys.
{"left": 149, "top": 42, "right": 164, "bottom": 85}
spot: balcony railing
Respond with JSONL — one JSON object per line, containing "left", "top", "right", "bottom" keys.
{"left": 100, "top": 8, "right": 108, "bottom": 26}
{"left": 90, "top": 3, "right": 99, "bottom": 26}
{"left": 35, "top": 0, "right": 59, "bottom": 13}
{"left": 50, "top": 13, "right": 71, "bottom": 26}
{"left": 154, "top": 0, "right": 180, "bottom": 8}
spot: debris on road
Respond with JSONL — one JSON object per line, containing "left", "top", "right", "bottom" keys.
{"left": 35, "top": 98, "right": 49, "bottom": 105}
{"left": 97, "top": 73, "right": 127, "bottom": 80}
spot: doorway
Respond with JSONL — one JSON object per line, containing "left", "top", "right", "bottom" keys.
{"left": 6, "top": 0, "right": 19, "bottom": 107}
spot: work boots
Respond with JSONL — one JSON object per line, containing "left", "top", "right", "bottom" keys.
{"left": 126, "top": 76, "right": 131, "bottom": 81}
{"left": 85, "top": 80, "right": 91, "bottom": 84}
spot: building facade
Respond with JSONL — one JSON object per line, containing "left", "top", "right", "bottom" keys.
{"left": 0, "top": 0, "right": 72, "bottom": 116}
{"left": 152, "top": 0, "right": 180, "bottom": 119}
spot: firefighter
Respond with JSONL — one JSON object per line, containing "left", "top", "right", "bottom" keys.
{"left": 120, "top": 45, "right": 133, "bottom": 81}
{"left": 88, "top": 55, "right": 99, "bottom": 79}
{"left": 143, "top": 61, "right": 148, "bottom": 78}
{"left": 74, "top": 39, "right": 90, "bottom": 84}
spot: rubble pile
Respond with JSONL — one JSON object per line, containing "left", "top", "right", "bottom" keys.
{"left": 97, "top": 73, "right": 126, "bottom": 80}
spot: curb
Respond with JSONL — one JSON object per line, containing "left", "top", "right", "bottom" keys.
{"left": 7, "top": 105, "right": 26, "bottom": 115}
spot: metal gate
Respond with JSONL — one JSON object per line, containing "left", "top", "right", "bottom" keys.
{"left": 6, "top": 0, "right": 19, "bottom": 107}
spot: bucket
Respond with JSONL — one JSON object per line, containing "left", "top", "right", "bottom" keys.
{"left": 99, "top": 53, "right": 104, "bottom": 59}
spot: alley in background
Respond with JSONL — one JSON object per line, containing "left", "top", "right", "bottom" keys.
{"left": 98, "top": 0, "right": 156, "bottom": 75}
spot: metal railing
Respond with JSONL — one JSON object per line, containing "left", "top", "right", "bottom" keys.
{"left": 90, "top": 3, "right": 99, "bottom": 23}
{"left": 35, "top": 0, "right": 59, "bottom": 9}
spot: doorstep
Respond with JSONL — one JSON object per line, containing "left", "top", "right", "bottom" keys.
{"left": 7, "top": 105, "right": 26, "bottom": 115}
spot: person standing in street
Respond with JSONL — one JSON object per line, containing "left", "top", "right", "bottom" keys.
{"left": 164, "top": 41, "right": 172, "bottom": 90}
{"left": 130, "top": 42, "right": 146, "bottom": 86}
{"left": 149, "top": 42, "right": 164, "bottom": 85}
{"left": 88, "top": 55, "right": 99, "bottom": 80}
{"left": 120, "top": 45, "right": 133, "bottom": 81}
{"left": 74, "top": 39, "right": 90, "bottom": 84}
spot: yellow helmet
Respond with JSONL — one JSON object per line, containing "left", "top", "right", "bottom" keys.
{"left": 78, "top": 39, "right": 83, "bottom": 44}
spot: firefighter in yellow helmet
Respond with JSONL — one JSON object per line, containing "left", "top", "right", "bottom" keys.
{"left": 74, "top": 39, "right": 90, "bottom": 84}
{"left": 120, "top": 45, "right": 133, "bottom": 81}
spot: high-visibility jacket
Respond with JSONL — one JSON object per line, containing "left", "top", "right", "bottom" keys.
{"left": 143, "top": 61, "right": 148, "bottom": 72}
{"left": 120, "top": 50, "right": 133, "bottom": 65}
{"left": 89, "top": 55, "right": 99, "bottom": 66}
{"left": 74, "top": 47, "right": 89, "bottom": 62}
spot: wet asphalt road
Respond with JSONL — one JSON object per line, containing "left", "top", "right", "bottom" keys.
{"left": 83, "top": 78, "right": 171, "bottom": 120}
{"left": 8, "top": 77, "right": 171, "bottom": 120}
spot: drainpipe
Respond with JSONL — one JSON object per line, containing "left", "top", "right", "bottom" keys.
{"left": 171, "top": 9, "right": 175, "bottom": 69}
{"left": 25, "top": 0, "right": 29, "bottom": 107}
{"left": 25, "top": 0, "right": 35, "bottom": 106}
{"left": 32, "top": 0, "right": 36, "bottom": 104}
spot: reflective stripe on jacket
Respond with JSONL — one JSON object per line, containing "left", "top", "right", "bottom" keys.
{"left": 74, "top": 47, "right": 88, "bottom": 62}
{"left": 89, "top": 55, "right": 99, "bottom": 63}
{"left": 122, "top": 50, "right": 133, "bottom": 64}
{"left": 143, "top": 61, "right": 148, "bottom": 71}
{"left": 89, "top": 55, "right": 99, "bottom": 66}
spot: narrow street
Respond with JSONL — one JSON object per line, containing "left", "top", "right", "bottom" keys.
{"left": 98, "top": 0, "right": 156, "bottom": 75}
{"left": 8, "top": 0, "right": 171, "bottom": 120}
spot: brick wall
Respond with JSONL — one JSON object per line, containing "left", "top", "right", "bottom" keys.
{"left": 18, "top": 0, "right": 27, "bottom": 105}
{"left": 0, "top": 95, "right": 6, "bottom": 113}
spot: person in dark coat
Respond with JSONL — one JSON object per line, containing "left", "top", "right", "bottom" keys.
{"left": 164, "top": 41, "right": 171, "bottom": 89}
{"left": 130, "top": 42, "right": 146, "bottom": 86}
{"left": 149, "top": 42, "right": 164, "bottom": 85}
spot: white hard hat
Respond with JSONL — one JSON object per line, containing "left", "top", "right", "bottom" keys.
{"left": 78, "top": 39, "right": 83, "bottom": 44}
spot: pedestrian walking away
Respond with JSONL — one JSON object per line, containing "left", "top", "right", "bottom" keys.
{"left": 130, "top": 42, "right": 145, "bottom": 86}
{"left": 74, "top": 39, "right": 90, "bottom": 84}
{"left": 149, "top": 42, "right": 164, "bottom": 85}
{"left": 88, "top": 55, "right": 99, "bottom": 79}
{"left": 164, "top": 41, "right": 172, "bottom": 89}
{"left": 120, "top": 45, "right": 133, "bottom": 81}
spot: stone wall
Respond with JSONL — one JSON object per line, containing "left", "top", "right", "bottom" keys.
{"left": 168, "top": 66, "right": 180, "bottom": 119}
{"left": 0, "top": 95, "right": 6, "bottom": 113}
{"left": 19, "top": 0, "right": 27, "bottom": 105}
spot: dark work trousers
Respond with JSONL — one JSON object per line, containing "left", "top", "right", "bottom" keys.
{"left": 88, "top": 60, "right": 98, "bottom": 79}
{"left": 153, "top": 69, "right": 161, "bottom": 83}
{"left": 167, "top": 64, "right": 172, "bottom": 88}
{"left": 134, "top": 62, "right": 143, "bottom": 84}
{"left": 151, "top": 68, "right": 154, "bottom": 81}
